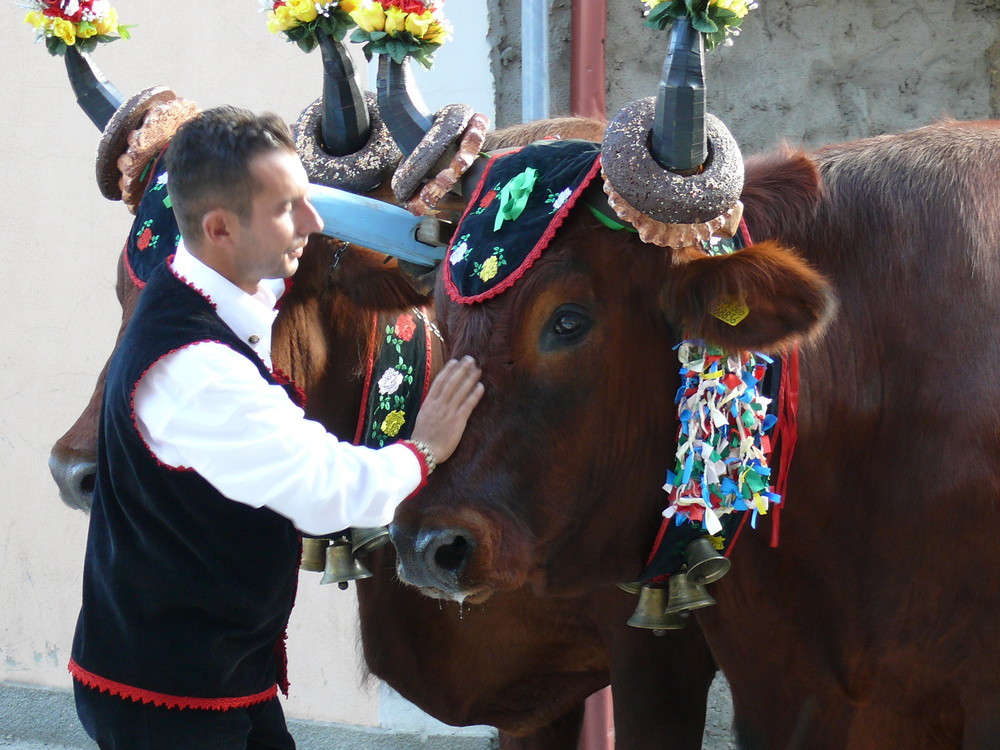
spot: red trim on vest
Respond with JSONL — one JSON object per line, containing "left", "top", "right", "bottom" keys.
{"left": 128, "top": 341, "right": 234, "bottom": 473}
{"left": 68, "top": 658, "right": 278, "bottom": 711}
{"left": 397, "top": 441, "right": 430, "bottom": 500}
{"left": 168, "top": 255, "right": 218, "bottom": 310}
{"left": 271, "top": 366, "right": 307, "bottom": 410}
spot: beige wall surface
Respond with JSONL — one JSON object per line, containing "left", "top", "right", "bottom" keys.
{"left": 0, "top": 0, "right": 489, "bottom": 731}
{"left": 488, "top": 0, "right": 1000, "bottom": 154}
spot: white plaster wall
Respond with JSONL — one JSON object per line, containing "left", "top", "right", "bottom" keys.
{"left": 0, "top": 0, "right": 491, "bottom": 733}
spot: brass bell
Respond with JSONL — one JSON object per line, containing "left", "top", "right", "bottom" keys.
{"left": 351, "top": 526, "right": 391, "bottom": 557}
{"left": 300, "top": 537, "right": 330, "bottom": 573}
{"left": 664, "top": 571, "right": 716, "bottom": 615}
{"left": 617, "top": 581, "right": 643, "bottom": 595}
{"left": 320, "top": 541, "right": 373, "bottom": 589}
{"left": 684, "top": 536, "right": 731, "bottom": 586}
{"left": 626, "top": 584, "right": 688, "bottom": 634}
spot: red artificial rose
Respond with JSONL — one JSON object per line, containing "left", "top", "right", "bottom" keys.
{"left": 479, "top": 189, "right": 497, "bottom": 208}
{"left": 394, "top": 313, "right": 416, "bottom": 342}
{"left": 137, "top": 227, "right": 153, "bottom": 251}
{"left": 379, "top": 0, "right": 430, "bottom": 12}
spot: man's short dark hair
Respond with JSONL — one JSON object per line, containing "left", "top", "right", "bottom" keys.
{"left": 164, "top": 106, "right": 297, "bottom": 243}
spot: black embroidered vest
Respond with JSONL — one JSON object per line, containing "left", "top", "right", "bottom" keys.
{"left": 70, "top": 262, "right": 300, "bottom": 709}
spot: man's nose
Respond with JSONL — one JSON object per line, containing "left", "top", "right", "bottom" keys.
{"left": 301, "top": 198, "right": 324, "bottom": 235}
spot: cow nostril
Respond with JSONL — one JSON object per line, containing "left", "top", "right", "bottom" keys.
{"left": 80, "top": 472, "right": 96, "bottom": 496}
{"left": 433, "top": 535, "right": 470, "bottom": 573}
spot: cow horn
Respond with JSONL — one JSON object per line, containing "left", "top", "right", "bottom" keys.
{"left": 376, "top": 55, "right": 435, "bottom": 157}
{"left": 317, "top": 33, "right": 371, "bottom": 156}
{"left": 651, "top": 16, "right": 706, "bottom": 175}
{"left": 600, "top": 15, "right": 744, "bottom": 247}
{"left": 64, "top": 46, "right": 124, "bottom": 131}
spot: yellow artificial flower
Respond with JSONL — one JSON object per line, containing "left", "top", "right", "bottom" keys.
{"left": 338, "top": 0, "right": 359, "bottom": 12}
{"left": 76, "top": 22, "right": 98, "bottom": 39}
{"left": 712, "top": 0, "right": 753, "bottom": 17}
{"left": 404, "top": 11, "right": 433, "bottom": 38}
{"left": 24, "top": 10, "right": 46, "bottom": 29}
{"left": 352, "top": 2, "right": 386, "bottom": 32}
{"left": 93, "top": 7, "right": 118, "bottom": 36}
{"left": 479, "top": 255, "right": 499, "bottom": 282}
{"left": 267, "top": 4, "right": 297, "bottom": 33}
{"left": 643, "top": 0, "right": 665, "bottom": 7}
{"left": 422, "top": 18, "right": 451, "bottom": 45}
{"left": 384, "top": 6, "right": 407, "bottom": 35}
{"left": 51, "top": 17, "right": 76, "bottom": 46}
{"left": 380, "top": 410, "right": 406, "bottom": 437}
{"left": 288, "top": 0, "right": 318, "bottom": 23}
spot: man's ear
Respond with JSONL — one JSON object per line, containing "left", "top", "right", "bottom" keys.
{"left": 201, "top": 208, "right": 238, "bottom": 247}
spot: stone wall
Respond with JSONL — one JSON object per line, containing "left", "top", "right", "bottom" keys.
{"left": 489, "top": 0, "right": 1000, "bottom": 154}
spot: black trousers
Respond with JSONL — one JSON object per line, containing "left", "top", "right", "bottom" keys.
{"left": 74, "top": 682, "right": 296, "bottom": 750}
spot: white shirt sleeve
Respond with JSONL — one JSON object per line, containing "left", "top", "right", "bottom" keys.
{"left": 133, "top": 340, "right": 423, "bottom": 535}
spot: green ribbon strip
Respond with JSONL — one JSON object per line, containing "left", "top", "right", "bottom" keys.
{"left": 586, "top": 205, "right": 639, "bottom": 233}
{"left": 494, "top": 167, "right": 538, "bottom": 232}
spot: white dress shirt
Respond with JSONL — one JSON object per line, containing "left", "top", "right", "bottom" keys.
{"left": 132, "top": 243, "right": 423, "bottom": 535}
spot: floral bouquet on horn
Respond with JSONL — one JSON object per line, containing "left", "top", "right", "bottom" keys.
{"left": 263, "top": 0, "right": 359, "bottom": 52}
{"left": 21, "top": 0, "right": 130, "bottom": 56}
{"left": 350, "top": 0, "right": 452, "bottom": 68}
{"left": 643, "top": 0, "right": 757, "bottom": 49}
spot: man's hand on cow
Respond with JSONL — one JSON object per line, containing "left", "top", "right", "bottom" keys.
{"left": 410, "top": 356, "right": 484, "bottom": 465}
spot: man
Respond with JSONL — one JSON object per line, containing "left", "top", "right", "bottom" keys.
{"left": 69, "top": 106, "right": 483, "bottom": 749}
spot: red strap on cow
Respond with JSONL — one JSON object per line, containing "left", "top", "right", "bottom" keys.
{"left": 769, "top": 345, "right": 800, "bottom": 548}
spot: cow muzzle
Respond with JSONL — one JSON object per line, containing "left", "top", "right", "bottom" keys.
{"left": 389, "top": 522, "right": 477, "bottom": 601}
{"left": 48, "top": 447, "right": 96, "bottom": 512}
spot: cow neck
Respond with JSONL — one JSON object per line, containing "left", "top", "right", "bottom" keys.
{"left": 631, "top": 220, "right": 800, "bottom": 585}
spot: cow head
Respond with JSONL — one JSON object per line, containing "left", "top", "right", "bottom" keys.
{"left": 386, "top": 13, "right": 836, "bottom": 602}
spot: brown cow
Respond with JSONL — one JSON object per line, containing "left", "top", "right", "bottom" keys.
{"left": 47, "top": 64, "right": 720, "bottom": 745}
{"left": 389, "top": 119, "right": 1000, "bottom": 748}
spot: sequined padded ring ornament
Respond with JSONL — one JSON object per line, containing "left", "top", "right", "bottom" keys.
{"left": 294, "top": 92, "right": 402, "bottom": 193}
{"left": 405, "top": 112, "right": 490, "bottom": 217}
{"left": 118, "top": 97, "right": 202, "bottom": 214}
{"left": 601, "top": 98, "right": 744, "bottom": 232}
{"left": 94, "top": 86, "right": 177, "bottom": 202}
{"left": 391, "top": 102, "right": 475, "bottom": 203}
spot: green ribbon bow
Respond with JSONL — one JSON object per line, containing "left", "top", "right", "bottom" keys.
{"left": 494, "top": 167, "right": 538, "bottom": 232}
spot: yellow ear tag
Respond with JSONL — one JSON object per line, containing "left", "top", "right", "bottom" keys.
{"left": 709, "top": 291, "right": 749, "bottom": 326}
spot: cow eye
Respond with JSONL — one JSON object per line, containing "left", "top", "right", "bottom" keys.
{"left": 540, "top": 304, "right": 592, "bottom": 351}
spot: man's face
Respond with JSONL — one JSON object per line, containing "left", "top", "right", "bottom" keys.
{"left": 233, "top": 149, "right": 323, "bottom": 287}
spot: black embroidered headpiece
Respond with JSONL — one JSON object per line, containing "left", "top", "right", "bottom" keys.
{"left": 444, "top": 139, "right": 602, "bottom": 304}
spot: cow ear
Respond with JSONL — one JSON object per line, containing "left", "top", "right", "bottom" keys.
{"left": 662, "top": 240, "right": 836, "bottom": 352}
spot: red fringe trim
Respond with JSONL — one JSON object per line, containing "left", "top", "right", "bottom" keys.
{"left": 68, "top": 659, "right": 277, "bottom": 711}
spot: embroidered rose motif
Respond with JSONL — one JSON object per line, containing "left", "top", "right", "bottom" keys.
{"left": 380, "top": 410, "right": 406, "bottom": 437}
{"left": 394, "top": 313, "right": 416, "bottom": 342}
{"left": 378, "top": 368, "right": 404, "bottom": 395}
{"left": 479, "top": 255, "right": 499, "bottom": 282}
{"left": 137, "top": 227, "right": 154, "bottom": 251}
{"left": 479, "top": 188, "right": 498, "bottom": 208}
{"left": 450, "top": 240, "right": 470, "bottom": 265}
